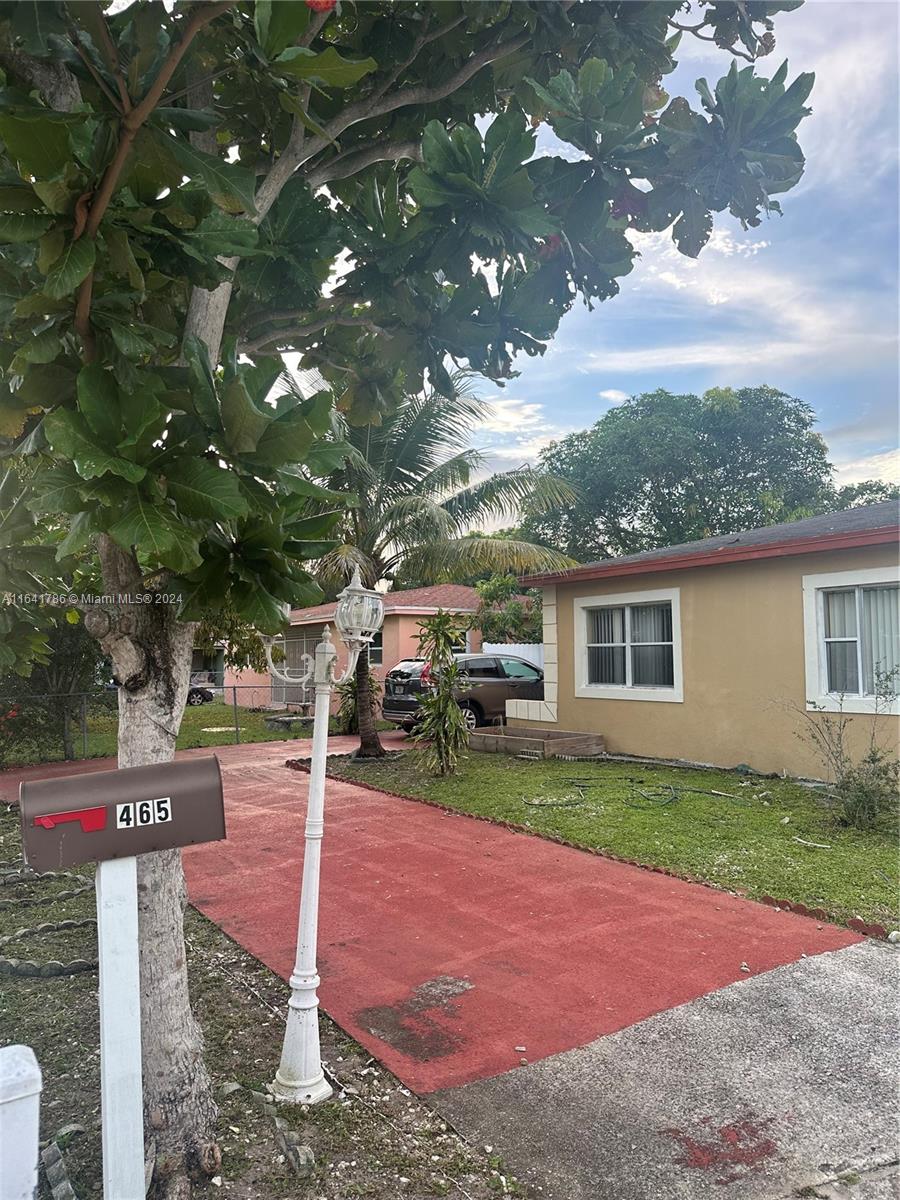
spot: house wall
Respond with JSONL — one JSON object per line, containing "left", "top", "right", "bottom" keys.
{"left": 509, "top": 544, "right": 899, "bottom": 778}
{"left": 388, "top": 615, "right": 481, "bottom": 672}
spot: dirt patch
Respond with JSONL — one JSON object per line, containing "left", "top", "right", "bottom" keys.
{"left": 356, "top": 976, "right": 475, "bottom": 1063}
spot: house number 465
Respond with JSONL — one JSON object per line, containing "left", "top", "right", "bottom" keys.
{"left": 116, "top": 798, "right": 173, "bottom": 829}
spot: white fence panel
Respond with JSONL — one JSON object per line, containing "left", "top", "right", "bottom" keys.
{"left": 483, "top": 642, "right": 544, "bottom": 669}
{"left": 0, "top": 1044, "right": 42, "bottom": 1200}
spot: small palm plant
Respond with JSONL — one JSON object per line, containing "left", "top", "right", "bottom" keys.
{"left": 413, "top": 611, "right": 471, "bottom": 776}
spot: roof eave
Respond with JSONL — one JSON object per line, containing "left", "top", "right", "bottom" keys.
{"left": 521, "top": 527, "right": 900, "bottom": 587}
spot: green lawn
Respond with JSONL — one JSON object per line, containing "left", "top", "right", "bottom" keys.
{"left": 2, "top": 697, "right": 392, "bottom": 765}
{"left": 328, "top": 750, "right": 898, "bottom": 930}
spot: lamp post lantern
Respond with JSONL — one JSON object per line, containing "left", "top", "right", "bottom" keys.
{"left": 262, "top": 566, "right": 384, "bottom": 1104}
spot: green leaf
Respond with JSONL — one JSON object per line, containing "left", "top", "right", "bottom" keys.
{"left": 278, "top": 91, "right": 338, "bottom": 148}
{"left": 251, "top": 406, "right": 315, "bottom": 466}
{"left": 165, "top": 458, "right": 249, "bottom": 521}
{"left": 255, "top": 0, "right": 309, "bottom": 56}
{"left": 189, "top": 210, "right": 259, "bottom": 257}
{"left": 37, "top": 226, "right": 65, "bottom": 273}
{"left": 221, "top": 378, "right": 271, "bottom": 453}
{"left": 0, "top": 113, "right": 72, "bottom": 179}
{"left": 43, "top": 408, "right": 146, "bottom": 483}
{"left": 274, "top": 46, "right": 377, "bottom": 88}
{"left": 105, "top": 227, "right": 145, "bottom": 290}
{"left": 0, "top": 212, "right": 53, "bottom": 243}
{"left": 55, "top": 511, "right": 94, "bottom": 560}
{"left": 10, "top": 1, "right": 68, "bottom": 56}
{"left": 12, "top": 327, "right": 61, "bottom": 368}
{"left": 43, "top": 237, "right": 96, "bottom": 299}
{"left": 182, "top": 335, "right": 219, "bottom": 427}
{"left": 0, "top": 184, "right": 44, "bottom": 212}
{"left": 108, "top": 497, "right": 203, "bottom": 573}
{"left": 25, "top": 465, "right": 86, "bottom": 515}
{"left": 673, "top": 190, "right": 713, "bottom": 257}
{"left": 229, "top": 578, "right": 289, "bottom": 633}
{"left": 163, "top": 134, "right": 257, "bottom": 215}
{"left": 77, "top": 364, "right": 121, "bottom": 444}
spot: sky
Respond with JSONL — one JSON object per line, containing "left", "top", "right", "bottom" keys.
{"left": 471, "top": 0, "right": 900, "bottom": 490}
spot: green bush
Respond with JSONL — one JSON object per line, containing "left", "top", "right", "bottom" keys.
{"left": 834, "top": 749, "right": 899, "bottom": 830}
{"left": 413, "top": 611, "right": 469, "bottom": 776}
{"left": 335, "top": 665, "right": 382, "bottom": 735}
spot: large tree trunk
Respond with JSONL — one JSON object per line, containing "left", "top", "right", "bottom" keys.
{"left": 86, "top": 539, "right": 219, "bottom": 1198}
{"left": 354, "top": 649, "right": 385, "bottom": 758}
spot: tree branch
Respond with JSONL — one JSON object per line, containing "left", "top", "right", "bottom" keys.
{"left": 73, "top": 1, "right": 233, "bottom": 358}
{"left": 84, "top": 0, "right": 132, "bottom": 112}
{"left": 306, "top": 138, "right": 422, "bottom": 188}
{"left": 295, "top": 25, "right": 532, "bottom": 175}
{"left": 70, "top": 34, "right": 123, "bottom": 113}
{"left": 667, "top": 21, "right": 756, "bottom": 62}
{"left": 239, "top": 314, "right": 383, "bottom": 355}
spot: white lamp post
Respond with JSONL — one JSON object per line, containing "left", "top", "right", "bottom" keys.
{"left": 262, "top": 566, "right": 384, "bottom": 1104}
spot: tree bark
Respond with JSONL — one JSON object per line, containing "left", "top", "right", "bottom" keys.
{"left": 354, "top": 649, "right": 385, "bottom": 758}
{"left": 86, "top": 539, "right": 219, "bottom": 1198}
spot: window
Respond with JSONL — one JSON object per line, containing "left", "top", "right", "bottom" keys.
{"left": 821, "top": 585, "right": 899, "bottom": 696}
{"left": 500, "top": 658, "right": 542, "bottom": 680}
{"left": 460, "top": 656, "right": 501, "bottom": 679}
{"left": 586, "top": 602, "right": 674, "bottom": 688}
{"left": 366, "top": 629, "right": 383, "bottom": 666}
{"left": 802, "top": 567, "right": 900, "bottom": 715}
{"left": 574, "top": 587, "right": 683, "bottom": 703}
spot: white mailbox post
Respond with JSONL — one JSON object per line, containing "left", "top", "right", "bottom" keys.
{"left": 0, "top": 1044, "right": 42, "bottom": 1200}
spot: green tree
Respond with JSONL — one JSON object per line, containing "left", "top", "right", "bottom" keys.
{"left": 475, "top": 574, "right": 542, "bottom": 644}
{"left": 831, "top": 480, "right": 900, "bottom": 510}
{"left": 522, "top": 386, "right": 835, "bottom": 559}
{"left": 306, "top": 377, "right": 576, "bottom": 758}
{"left": 0, "top": 2, "right": 813, "bottom": 1186}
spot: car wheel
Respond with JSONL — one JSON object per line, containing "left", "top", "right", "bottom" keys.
{"left": 459, "top": 703, "right": 480, "bottom": 732}
{"left": 187, "top": 690, "right": 204, "bottom": 706}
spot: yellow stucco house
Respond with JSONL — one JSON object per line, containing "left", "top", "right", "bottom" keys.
{"left": 511, "top": 502, "right": 900, "bottom": 778}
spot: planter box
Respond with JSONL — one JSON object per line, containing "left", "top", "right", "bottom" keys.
{"left": 469, "top": 726, "right": 605, "bottom": 759}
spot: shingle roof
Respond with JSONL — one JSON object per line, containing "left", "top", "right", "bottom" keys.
{"left": 523, "top": 501, "right": 900, "bottom": 586}
{"left": 288, "top": 583, "right": 486, "bottom": 626}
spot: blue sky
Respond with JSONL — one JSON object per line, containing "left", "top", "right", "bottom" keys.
{"left": 473, "top": 0, "right": 900, "bottom": 489}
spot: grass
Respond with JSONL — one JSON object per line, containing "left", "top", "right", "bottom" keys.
{"left": 0, "top": 803, "right": 523, "bottom": 1200}
{"left": 1, "top": 697, "right": 394, "bottom": 766}
{"left": 327, "top": 750, "right": 898, "bottom": 930}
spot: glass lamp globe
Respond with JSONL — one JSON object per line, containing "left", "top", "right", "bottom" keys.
{"left": 334, "top": 566, "right": 384, "bottom": 651}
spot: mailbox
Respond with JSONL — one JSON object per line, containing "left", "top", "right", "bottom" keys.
{"left": 20, "top": 756, "right": 225, "bottom": 872}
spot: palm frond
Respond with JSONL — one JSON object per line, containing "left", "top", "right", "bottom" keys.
{"left": 441, "top": 468, "right": 578, "bottom": 526}
{"left": 399, "top": 537, "right": 575, "bottom": 584}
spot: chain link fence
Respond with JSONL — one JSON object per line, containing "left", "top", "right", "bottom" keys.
{"left": 0, "top": 682, "right": 319, "bottom": 769}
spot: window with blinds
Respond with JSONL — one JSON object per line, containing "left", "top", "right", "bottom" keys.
{"left": 822, "top": 585, "right": 900, "bottom": 696}
{"left": 586, "top": 601, "right": 675, "bottom": 688}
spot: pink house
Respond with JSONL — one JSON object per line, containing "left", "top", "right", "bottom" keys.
{"left": 223, "top": 584, "right": 486, "bottom": 708}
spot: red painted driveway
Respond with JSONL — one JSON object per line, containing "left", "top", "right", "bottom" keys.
{"left": 179, "top": 753, "right": 859, "bottom": 1094}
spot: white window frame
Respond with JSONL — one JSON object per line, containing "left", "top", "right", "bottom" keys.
{"left": 367, "top": 628, "right": 384, "bottom": 666}
{"left": 574, "top": 587, "right": 683, "bottom": 702}
{"left": 802, "top": 565, "right": 900, "bottom": 715}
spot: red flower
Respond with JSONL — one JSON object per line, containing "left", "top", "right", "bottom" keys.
{"left": 537, "top": 234, "right": 563, "bottom": 261}
{"left": 306, "top": 0, "right": 336, "bottom": 11}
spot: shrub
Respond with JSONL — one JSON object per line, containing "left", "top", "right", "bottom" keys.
{"left": 792, "top": 667, "right": 899, "bottom": 830}
{"left": 335, "top": 664, "right": 382, "bottom": 736}
{"left": 413, "top": 611, "right": 470, "bottom": 776}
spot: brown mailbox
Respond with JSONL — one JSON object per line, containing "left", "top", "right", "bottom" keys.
{"left": 20, "top": 756, "right": 226, "bottom": 872}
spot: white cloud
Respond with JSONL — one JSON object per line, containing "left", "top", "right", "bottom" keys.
{"left": 834, "top": 449, "right": 900, "bottom": 487}
{"left": 478, "top": 397, "right": 546, "bottom": 435}
{"left": 598, "top": 389, "right": 628, "bottom": 404}
{"left": 580, "top": 229, "right": 896, "bottom": 376}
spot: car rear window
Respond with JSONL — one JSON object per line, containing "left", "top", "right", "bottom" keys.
{"left": 388, "top": 660, "right": 424, "bottom": 676}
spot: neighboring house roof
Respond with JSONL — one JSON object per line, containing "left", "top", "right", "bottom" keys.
{"left": 288, "top": 584, "right": 487, "bottom": 627}
{"left": 523, "top": 501, "right": 900, "bottom": 586}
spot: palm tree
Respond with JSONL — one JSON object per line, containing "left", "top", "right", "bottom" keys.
{"left": 285, "top": 373, "right": 576, "bottom": 757}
